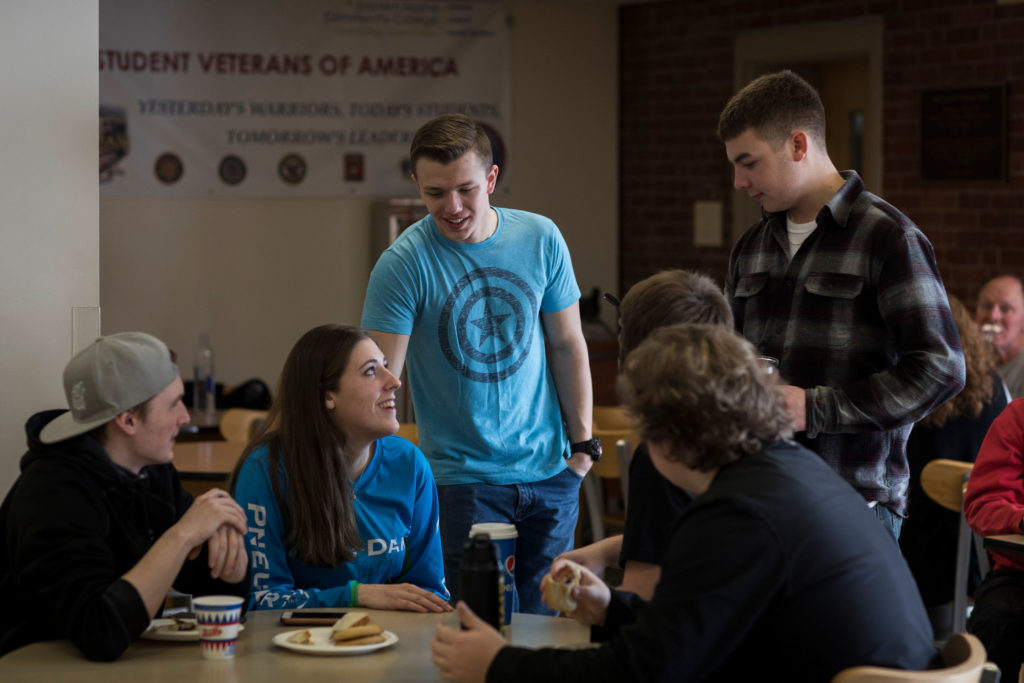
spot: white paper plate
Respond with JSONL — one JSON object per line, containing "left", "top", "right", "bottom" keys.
{"left": 273, "top": 627, "right": 398, "bottom": 656}
{"left": 142, "top": 618, "right": 245, "bottom": 642}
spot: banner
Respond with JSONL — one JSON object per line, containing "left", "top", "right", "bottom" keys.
{"left": 99, "top": 0, "right": 511, "bottom": 198}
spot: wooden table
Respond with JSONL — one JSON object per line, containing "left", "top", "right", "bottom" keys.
{"left": 173, "top": 440, "right": 246, "bottom": 496}
{"left": 0, "top": 608, "right": 591, "bottom": 681}
{"left": 983, "top": 533, "right": 1024, "bottom": 556}
{"left": 177, "top": 410, "right": 225, "bottom": 442}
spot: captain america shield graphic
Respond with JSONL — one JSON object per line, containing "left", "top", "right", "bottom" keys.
{"left": 438, "top": 267, "right": 538, "bottom": 382}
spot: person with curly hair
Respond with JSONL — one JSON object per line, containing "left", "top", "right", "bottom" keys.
{"left": 432, "top": 324, "right": 936, "bottom": 683}
{"left": 900, "top": 294, "right": 1009, "bottom": 639}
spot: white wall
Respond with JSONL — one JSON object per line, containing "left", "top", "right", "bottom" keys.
{"left": 506, "top": 3, "right": 619, "bottom": 322}
{"left": 100, "top": 2, "right": 619, "bottom": 390}
{"left": 0, "top": 1, "right": 100, "bottom": 495}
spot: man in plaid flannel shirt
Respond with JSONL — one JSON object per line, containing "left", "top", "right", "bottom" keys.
{"left": 719, "top": 70, "right": 965, "bottom": 540}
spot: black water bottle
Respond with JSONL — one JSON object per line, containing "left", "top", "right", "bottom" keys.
{"left": 459, "top": 533, "right": 503, "bottom": 630}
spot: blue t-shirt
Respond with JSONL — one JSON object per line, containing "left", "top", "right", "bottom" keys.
{"left": 361, "top": 207, "right": 581, "bottom": 485}
{"left": 232, "top": 435, "right": 449, "bottom": 610}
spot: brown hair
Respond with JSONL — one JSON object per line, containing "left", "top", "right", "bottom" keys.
{"left": 920, "top": 294, "right": 999, "bottom": 428}
{"left": 717, "top": 70, "right": 827, "bottom": 149}
{"left": 410, "top": 113, "right": 493, "bottom": 173}
{"left": 619, "top": 324, "right": 793, "bottom": 471}
{"left": 230, "top": 325, "right": 367, "bottom": 566}
{"left": 618, "top": 270, "right": 733, "bottom": 362}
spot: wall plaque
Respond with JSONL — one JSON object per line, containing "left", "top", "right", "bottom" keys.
{"left": 920, "top": 85, "right": 1006, "bottom": 182}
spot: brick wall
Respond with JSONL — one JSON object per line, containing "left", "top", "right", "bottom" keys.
{"left": 620, "top": 0, "right": 1024, "bottom": 308}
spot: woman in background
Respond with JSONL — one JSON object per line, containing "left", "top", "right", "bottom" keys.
{"left": 231, "top": 324, "right": 450, "bottom": 612}
{"left": 899, "top": 294, "right": 1009, "bottom": 639}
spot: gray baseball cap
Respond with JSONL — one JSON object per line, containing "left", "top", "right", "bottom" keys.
{"left": 40, "top": 332, "right": 180, "bottom": 444}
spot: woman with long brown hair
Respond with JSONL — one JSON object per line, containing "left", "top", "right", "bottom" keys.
{"left": 231, "top": 324, "right": 450, "bottom": 612}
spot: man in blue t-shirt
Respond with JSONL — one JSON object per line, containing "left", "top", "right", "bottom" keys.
{"left": 361, "top": 114, "right": 597, "bottom": 614}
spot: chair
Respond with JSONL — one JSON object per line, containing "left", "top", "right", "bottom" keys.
{"left": 920, "top": 459, "right": 991, "bottom": 636}
{"left": 218, "top": 408, "right": 268, "bottom": 443}
{"left": 581, "top": 406, "right": 640, "bottom": 541}
{"left": 593, "top": 405, "right": 634, "bottom": 430}
{"left": 830, "top": 632, "right": 989, "bottom": 682}
{"left": 396, "top": 422, "right": 418, "bottom": 445}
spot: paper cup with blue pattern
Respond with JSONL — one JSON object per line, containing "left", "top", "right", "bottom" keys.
{"left": 194, "top": 595, "right": 244, "bottom": 659}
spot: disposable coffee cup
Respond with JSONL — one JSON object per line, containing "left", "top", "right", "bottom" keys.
{"left": 469, "top": 522, "right": 517, "bottom": 629}
{"left": 194, "top": 595, "right": 244, "bottom": 659}
{"left": 758, "top": 356, "right": 779, "bottom": 375}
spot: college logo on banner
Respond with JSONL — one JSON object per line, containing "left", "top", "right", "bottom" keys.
{"left": 438, "top": 268, "right": 537, "bottom": 383}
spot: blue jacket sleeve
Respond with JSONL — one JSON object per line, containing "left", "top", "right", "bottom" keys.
{"left": 233, "top": 452, "right": 357, "bottom": 609}
{"left": 397, "top": 449, "right": 451, "bottom": 600}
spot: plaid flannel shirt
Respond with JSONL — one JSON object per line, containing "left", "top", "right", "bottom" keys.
{"left": 726, "top": 171, "right": 965, "bottom": 516}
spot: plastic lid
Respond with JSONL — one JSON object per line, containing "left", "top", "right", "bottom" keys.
{"left": 469, "top": 522, "right": 517, "bottom": 540}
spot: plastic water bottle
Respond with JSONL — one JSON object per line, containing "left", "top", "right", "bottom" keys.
{"left": 193, "top": 333, "right": 215, "bottom": 422}
{"left": 459, "top": 533, "right": 503, "bottom": 630}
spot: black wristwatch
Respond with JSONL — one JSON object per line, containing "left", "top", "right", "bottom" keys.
{"left": 570, "top": 437, "right": 602, "bottom": 462}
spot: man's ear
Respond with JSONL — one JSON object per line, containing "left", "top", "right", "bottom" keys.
{"left": 790, "top": 131, "right": 809, "bottom": 162}
{"left": 112, "top": 410, "right": 138, "bottom": 436}
{"left": 485, "top": 164, "right": 499, "bottom": 194}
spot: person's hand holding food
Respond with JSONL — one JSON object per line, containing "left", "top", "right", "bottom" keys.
{"left": 540, "top": 558, "right": 610, "bottom": 626}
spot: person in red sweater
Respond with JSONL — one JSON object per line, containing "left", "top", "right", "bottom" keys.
{"left": 964, "top": 398, "right": 1024, "bottom": 676}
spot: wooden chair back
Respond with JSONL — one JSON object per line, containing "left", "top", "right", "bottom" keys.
{"left": 396, "top": 422, "right": 418, "bottom": 445}
{"left": 921, "top": 459, "right": 973, "bottom": 513}
{"left": 919, "top": 459, "right": 990, "bottom": 637}
{"left": 218, "top": 408, "right": 268, "bottom": 443}
{"left": 830, "top": 633, "right": 987, "bottom": 682}
{"left": 593, "top": 404, "right": 634, "bottom": 430}
{"left": 581, "top": 405, "right": 642, "bottom": 540}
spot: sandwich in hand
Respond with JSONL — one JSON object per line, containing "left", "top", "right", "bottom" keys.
{"left": 331, "top": 611, "right": 386, "bottom": 646}
{"left": 541, "top": 559, "right": 583, "bottom": 614}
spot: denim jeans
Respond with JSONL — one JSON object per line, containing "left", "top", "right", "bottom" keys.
{"left": 437, "top": 467, "right": 582, "bottom": 615}
{"left": 873, "top": 503, "right": 903, "bottom": 541}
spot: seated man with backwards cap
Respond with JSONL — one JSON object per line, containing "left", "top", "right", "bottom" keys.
{"left": 0, "top": 332, "right": 250, "bottom": 660}
{"left": 432, "top": 324, "right": 937, "bottom": 682}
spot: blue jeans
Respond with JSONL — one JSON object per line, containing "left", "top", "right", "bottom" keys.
{"left": 437, "top": 467, "right": 582, "bottom": 615}
{"left": 873, "top": 503, "right": 903, "bottom": 541}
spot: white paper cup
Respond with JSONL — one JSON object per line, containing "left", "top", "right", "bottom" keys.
{"left": 194, "top": 595, "right": 243, "bottom": 659}
{"left": 469, "top": 522, "right": 517, "bottom": 630}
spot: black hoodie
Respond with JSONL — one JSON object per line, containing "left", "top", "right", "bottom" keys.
{"left": 0, "top": 409, "right": 249, "bottom": 660}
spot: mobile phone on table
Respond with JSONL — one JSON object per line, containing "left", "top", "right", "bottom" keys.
{"left": 280, "top": 610, "right": 347, "bottom": 625}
